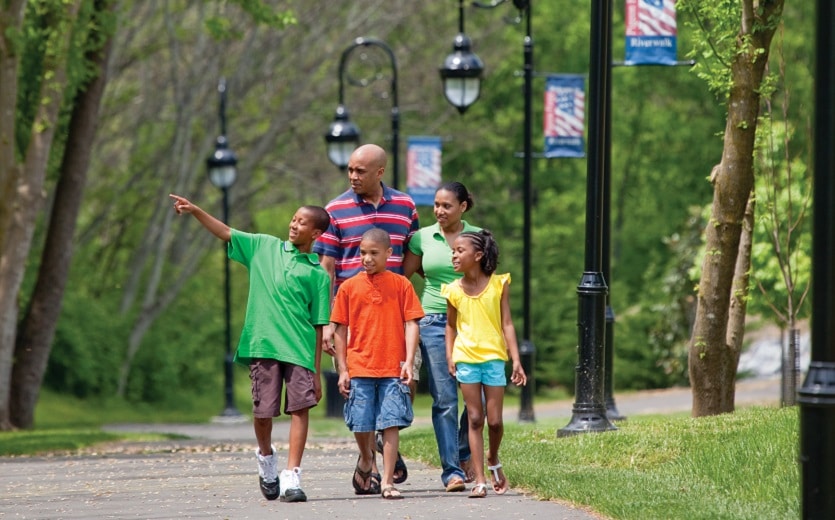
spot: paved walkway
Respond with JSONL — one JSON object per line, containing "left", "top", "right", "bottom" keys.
{"left": 0, "top": 377, "right": 779, "bottom": 520}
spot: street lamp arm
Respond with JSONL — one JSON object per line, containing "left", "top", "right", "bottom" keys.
{"left": 333, "top": 37, "right": 400, "bottom": 188}
{"left": 473, "top": 0, "right": 528, "bottom": 25}
{"left": 338, "top": 37, "right": 399, "bottom": 108}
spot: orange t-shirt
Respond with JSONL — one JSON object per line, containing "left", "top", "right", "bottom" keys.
{"left": 331, "top": 270, "right": 425, "bottom": 378}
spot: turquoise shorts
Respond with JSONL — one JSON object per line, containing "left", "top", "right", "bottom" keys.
{"left": 455, "top": 360, "right": 507, "bottom": 386}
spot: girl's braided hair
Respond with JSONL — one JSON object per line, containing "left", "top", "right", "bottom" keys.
{"left": 459, "top": 229, "right": 499, "bottom": 275}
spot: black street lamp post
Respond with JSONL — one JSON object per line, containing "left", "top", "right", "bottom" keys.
{"left": 440, "top": 0, "right": 484, "bottom": 113}
{"left": 325, "top": 37, "right": 401, "bottom": 190}
{"left": 206, "top": 78, "right": 243, "bottom": 421}
{"left": 603, "top": 0, "right": 624, "bottom": 422}
{"left": 517, "top": 0, "right": 535, "bottom": 422}
{"left": 558, "top": 0, "right": 616, "bottom": 437}
{"left": 441, "top": 0, "right": 535, "bottom": 422}
{"left": 799, "top": 1, "right": 835, "bottom": 516}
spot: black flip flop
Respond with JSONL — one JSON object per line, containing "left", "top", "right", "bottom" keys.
{"left": 393, "top": 454, "right": 408, "bottom": 484}
{"left": 352, "top": 457, "right": 380, "bottom": 495}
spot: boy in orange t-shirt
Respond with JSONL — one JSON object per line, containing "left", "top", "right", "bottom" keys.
{"left": 331, "top": 228, "right": 424, "bottom": 500}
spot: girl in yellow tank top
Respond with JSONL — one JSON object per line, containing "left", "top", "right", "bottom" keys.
{"left": 440, "top": 230, "right": 527, "bottom": 498}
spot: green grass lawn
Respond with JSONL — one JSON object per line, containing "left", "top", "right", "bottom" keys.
{"left": 401, "top": 405, "right": 799, "bottom": 520}
{"left": 0, "top": 387, "right": 799, "bottom": 520}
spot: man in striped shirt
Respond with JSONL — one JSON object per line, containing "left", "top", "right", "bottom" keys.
{"left": 315, "top": 143, "right": 420, "bottom": 291}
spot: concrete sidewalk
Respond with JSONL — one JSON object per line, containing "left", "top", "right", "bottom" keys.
{"left": 0, "top": 377, "right": 779, "bottom": 520}
{"left": 0, "top": 438, "right": 598, "bottom": 519}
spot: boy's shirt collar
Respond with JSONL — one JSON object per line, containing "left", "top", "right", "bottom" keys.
{"left": 283, "top": 240, "right": 320, "bottom": 265}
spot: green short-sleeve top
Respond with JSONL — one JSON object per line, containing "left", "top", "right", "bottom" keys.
{"left": 407, "top": 220, "right": 481, "bottom": 313}
{"left": 228, "top": 229, "right": 331, "bottom": 371}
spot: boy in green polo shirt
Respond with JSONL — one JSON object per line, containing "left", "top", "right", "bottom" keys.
{"left": 170, "top": 194, "right": 331, "bottom": 503}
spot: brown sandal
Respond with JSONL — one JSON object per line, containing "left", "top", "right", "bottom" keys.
{"left": 381, "top": 486, "right": 403, "bottom": 500}
{"left": 446, "top": 476, "right": 466, "bottom": 492}
{"left": 352, "top": 457, "right": 380, "bottom": 495}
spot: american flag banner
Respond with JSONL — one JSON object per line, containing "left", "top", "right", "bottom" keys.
{"left": 406, "top": 136, "right": 442, "bottom": 206}
{"left": 544, "top": 75, "right": 585, "bottom": 158}
{"left": 624, "top": 0, "right": 678, "bottom": 65}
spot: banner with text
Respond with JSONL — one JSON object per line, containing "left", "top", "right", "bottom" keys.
{"left": 406, "top": 136, "right": 442, "bottom": 206}
{"left": 544, "top": 75, "right": 585, "bottom": 158}
{"left": 624, "top": 0, "right": 678, "bottom": 65}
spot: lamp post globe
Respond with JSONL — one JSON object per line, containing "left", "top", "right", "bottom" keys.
{"left": 439, "top": 33, "right": 484, "bottom": 113}
{"left": 324, "top": 104, "right": 361, "bottom": 170}
{"left": 207, "top": 135, "right": 238, "bottom": 188}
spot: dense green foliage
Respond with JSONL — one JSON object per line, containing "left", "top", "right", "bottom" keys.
{"left": 31, "top": 1, "right": 814, "bottom": 407}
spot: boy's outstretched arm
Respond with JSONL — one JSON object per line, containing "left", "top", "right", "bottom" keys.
{"left": 169, "top": 194, "right": 231, "bottom": 242}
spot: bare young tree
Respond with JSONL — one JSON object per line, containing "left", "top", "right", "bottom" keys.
{"left": 750, "top": 34, "right": 812, "bottom": 406}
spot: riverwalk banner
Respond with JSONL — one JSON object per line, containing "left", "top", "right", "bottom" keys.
{"left": 406, "top": 136, "right": 442, "bottom": 206}
{"left": 624, "top": 0, "right": 678, "bottom": 66}
{"left": 544, "top": 74, "right": 585, "bottom": 158}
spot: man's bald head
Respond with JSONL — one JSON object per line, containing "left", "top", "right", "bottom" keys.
{"left": 350, "top": 144, "right": 387, "bottom": 171}
{"left": 347, "top": 144, "right": 388, "bottom": 199}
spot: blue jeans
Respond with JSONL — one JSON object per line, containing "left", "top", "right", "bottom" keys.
{"left": 419, "top": 313, "right": 469, "bottom": 485}
{"left": 344, "top": 377, "right": 413, "bottom": 432}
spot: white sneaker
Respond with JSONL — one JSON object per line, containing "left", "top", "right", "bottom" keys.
{"left": 255, "top": 445, "right": 279, "bottom": 500}
{"left": 279, "top": 467, "right": 307, "bottom": 503}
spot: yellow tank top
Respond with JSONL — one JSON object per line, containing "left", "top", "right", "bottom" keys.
{"left": 441, "top": 273, "right": 511, "bottom": 364}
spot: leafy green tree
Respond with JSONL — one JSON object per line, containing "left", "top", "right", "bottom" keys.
{"left": 1, "top": 0, "right": 90, "bottom": 430}
{"left": 6, "top": 0, "right": 815, "bottom": 417}
{"left": 679, "top": 0, "right": 785, "bottom": 416}
{"left": 0, "top": 0, "right": 296, "bottom": 430}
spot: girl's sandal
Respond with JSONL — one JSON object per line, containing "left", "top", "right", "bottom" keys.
{"left": 468, "top": 483, "right": 488, "bottom": 498}
{"left": 487, "top": 463, "right": 509, "bottom": 495}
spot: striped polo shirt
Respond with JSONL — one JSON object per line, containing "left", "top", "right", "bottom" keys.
{"left": 314, "top": 183, "right": 420, "bottom": 287}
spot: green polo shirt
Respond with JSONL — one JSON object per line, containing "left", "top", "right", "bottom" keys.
{"left": 407, "top": 220, "right": 481, "bottom": 313}
{"left": 228, "top": 229, "right": 330, "bottom": 372}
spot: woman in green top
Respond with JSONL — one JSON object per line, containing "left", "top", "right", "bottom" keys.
{"left": 403, "top": 182, "right": 479, "bottom": 492}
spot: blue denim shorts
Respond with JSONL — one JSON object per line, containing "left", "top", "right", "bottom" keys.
{"left": 456, "top": 360, "right": 507, "bottom": 387}
{"left": 344, "top": 377, "right": 414, "bottom": 432}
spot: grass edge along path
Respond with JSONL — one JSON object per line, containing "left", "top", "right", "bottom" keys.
{"left": 400, "top": 405, "right": 798, "bottom": 520}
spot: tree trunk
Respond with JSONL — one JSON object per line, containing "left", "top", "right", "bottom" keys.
{"left": 0, "top": 0, "right": 27, "bottom": 432}
{"left": 0, "top": 0, "right": 83, "bottom": 430}
{"left": 688, "top": 0, "right": 784, "bottom": 417}
{"left": 10, "top": 6, "right": 115, "bottom": 429}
